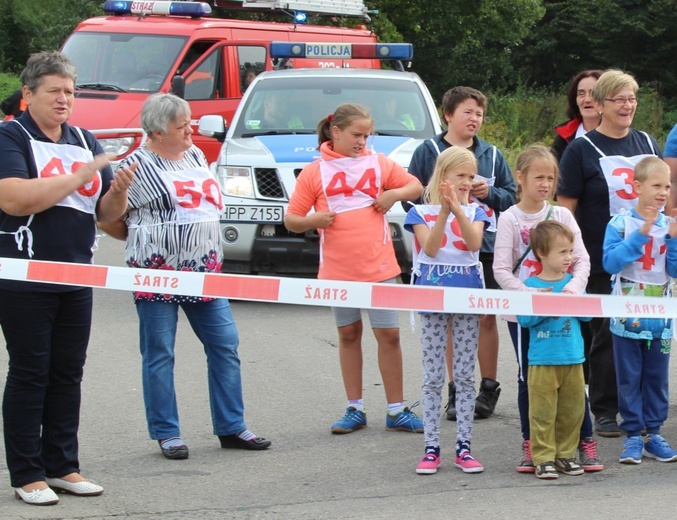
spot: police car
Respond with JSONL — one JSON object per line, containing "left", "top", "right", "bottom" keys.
{"left": 199, "top": 42, "right": 443, "bottom": 278}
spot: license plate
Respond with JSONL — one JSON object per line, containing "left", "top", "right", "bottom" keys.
{"left": 221, "top": 205, "right": 284, "bottom": 223}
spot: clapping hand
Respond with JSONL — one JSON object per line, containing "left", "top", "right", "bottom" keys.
{"left": 440, "top": 180, "right": 461, "bottom": 217}
{"left": 110, "top": 162, "right": 137, "bottom": 194}
{"left": 640, "top": 206, "right": 658, "bottom": 235}
{"left": 668, "top": 209, "right": 677, "bottom": 238}
{"left": 75, "top": 153, "right": 112, "bottom": 186}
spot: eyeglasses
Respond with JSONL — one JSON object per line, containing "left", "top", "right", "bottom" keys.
{"left": 604, "top": 97, "right": 638, "bottom": 107}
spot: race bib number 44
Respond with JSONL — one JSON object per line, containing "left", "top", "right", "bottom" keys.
{"left": 319, "top": 154, "right": 381, "bottom": 214}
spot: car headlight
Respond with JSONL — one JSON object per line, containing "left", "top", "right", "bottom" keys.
{"left": 97, "top": 137, "right": 135, "bottom": 158}
{"left": 219, "top": 166, "right": 255, "bottom": 198}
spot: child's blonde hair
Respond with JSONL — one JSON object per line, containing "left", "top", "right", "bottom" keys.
{"left": 634, "top": 156, "right": 669, "bottom": 183}
{"left": 515, "top": 144, "right": 558, "bottom": 198}
{"left": 424, "top": 147, "right": 477, "bottom": 204}
{"left": 317, "top": 103, "right": 373, "bottom": 147}
{"left": 530, "top": 220, "right": 574, "bottom": 262}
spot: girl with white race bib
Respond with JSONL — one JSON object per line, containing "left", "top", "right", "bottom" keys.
{"left": 285, "top": 104, "right": 424, "bottom": 435}
{"left": 405, "top": 147, "right": 491, "bottom": 475}
{"left": 493, "top": 145, "right": 601, "bottom": 473}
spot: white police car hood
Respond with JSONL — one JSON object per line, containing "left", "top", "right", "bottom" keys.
{"left": 223, "top": 134, "right": 422, "bottom": 199}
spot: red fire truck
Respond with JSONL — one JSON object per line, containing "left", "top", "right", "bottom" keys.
{"left": 61, "top": 0, "right": 378, "bottom": 164}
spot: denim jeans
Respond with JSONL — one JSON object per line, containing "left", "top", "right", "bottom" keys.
{"left": 0, "top": 288, "right": 92, "bottom": 487}
{"left": 135, "top": 298, "right": 246, "bottom": 440}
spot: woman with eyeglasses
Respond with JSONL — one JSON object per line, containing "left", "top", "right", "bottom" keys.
{"left": 551, "top": 70, "right": 604, "bottom": 162}
{"left": 556, "top": 69, "right": 662, "bottom": 449}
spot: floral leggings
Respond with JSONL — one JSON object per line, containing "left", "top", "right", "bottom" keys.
{"left": 420, "top": 313, "right": 479, "bottom": 448}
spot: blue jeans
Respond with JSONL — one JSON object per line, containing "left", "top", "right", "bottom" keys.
{"left": 135, "top": 298, "right": 246, "bottom": 440}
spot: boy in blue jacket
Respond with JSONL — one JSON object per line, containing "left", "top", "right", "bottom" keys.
{"left": 408, "top": 86, "right": 517, "bottom": 421}
{"left": 518, "top": 221, "right": 591, "bottom": 479}
{"left": 603, "top": 156, "right": 677, "bottom": 464}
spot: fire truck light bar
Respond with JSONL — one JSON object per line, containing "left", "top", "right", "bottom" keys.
{"left": 103, "top": 1, "right": 212, "bottom": 17}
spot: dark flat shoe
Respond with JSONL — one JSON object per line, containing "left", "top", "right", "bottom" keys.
{"left": 158, "top": 441, "right": 189, "bottom": 460}
{"left": 219, "top": 434, "right": 271, "bottom": 450}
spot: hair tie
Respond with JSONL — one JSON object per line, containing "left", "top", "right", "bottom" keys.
{"left": 327, "top": 113, "right": 334, "bottom": 123}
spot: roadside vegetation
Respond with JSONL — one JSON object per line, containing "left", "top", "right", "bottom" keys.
{"left": 0, "top": 0, "right": 674, "bottom": 168}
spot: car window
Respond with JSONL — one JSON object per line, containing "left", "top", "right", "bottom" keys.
{"left": 235, "top": 76, "right": 433, "bottom": 138}
{"left": 185, "top": 49, "right": 220, "bottom": 100}
{"left": 63, "top": 32, "right": 186, "bottom": 92}
{"left": 238, "top": 46, "right": 266, "bottom": 94}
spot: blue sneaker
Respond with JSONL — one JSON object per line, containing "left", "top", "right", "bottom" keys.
{"left": 619, "top": 436, "right": 643, "bottom": 464}
{"left": 643, "top": 434, "right": 677, "bottom": 462}
{"left": 386, "top": 402, "right": 424, "bottom": 433}
{"left": 331, "top": 407, "right": 367, "bottom": 434}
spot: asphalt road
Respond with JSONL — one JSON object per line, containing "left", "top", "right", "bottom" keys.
{"left": 0, "top": 236, "right": 675, "bottom": 519}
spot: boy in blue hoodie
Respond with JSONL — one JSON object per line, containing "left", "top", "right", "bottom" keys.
{"left": 603, "top": 156, "right": 677, "bottom": 464}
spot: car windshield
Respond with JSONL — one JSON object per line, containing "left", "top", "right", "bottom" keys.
{"left": 234, "top": 76, "right": 435, "bottom": 139}
{"left": 62, "top": 32, "right": 186, "bottom": 93}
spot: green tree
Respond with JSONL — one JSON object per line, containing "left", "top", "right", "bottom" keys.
{"left": 514, "top": 0, "right": 677, "bottom": 96}
{"left": 368, "top": 0, "right": 546, "bottom": 100}
{"left": 0, "top": 0, "right": 102, "bottom": 74}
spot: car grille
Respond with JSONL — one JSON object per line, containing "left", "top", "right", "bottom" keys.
{"left": 260, "top": 224, "right": 320, "bottom": 239}
{"left": 254, "top": 168, "right": 286, "bottom": 200}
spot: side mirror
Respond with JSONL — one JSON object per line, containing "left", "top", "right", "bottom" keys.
{"left": 170, "top": 75, "right": 185, "bottom": 99}
{"left": 198, "top": 115, "right": 227, "bottom": 142}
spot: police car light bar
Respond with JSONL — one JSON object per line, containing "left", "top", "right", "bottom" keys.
{"left": 269, "top": 42, "right": 413, "bottom": 61}
{"left": 103, "top": 1, "right": 212, "bottom": 17}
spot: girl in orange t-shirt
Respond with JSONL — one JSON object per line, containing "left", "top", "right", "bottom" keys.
{"left": 285, "top": 103, "right": 424, "bottom": 435}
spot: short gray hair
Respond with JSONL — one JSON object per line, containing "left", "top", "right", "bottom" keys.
{"left": 141, "top": 93, "right": 191, "bottom": 137}
{"left": 20, "top": 51, "right": 77, "bottom": 91}
{"left": 592, "top": 69, "right": 639, "bottom": 104}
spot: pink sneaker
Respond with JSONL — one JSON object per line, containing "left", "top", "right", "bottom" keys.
{"left": 454, "top": 451, "right": 484, "bottom": 473}
{"left": 517, "top": 439, "right": 535, "bottom": 473}
{"left": 416, "top": 453, "right": 441, "bottom": 474}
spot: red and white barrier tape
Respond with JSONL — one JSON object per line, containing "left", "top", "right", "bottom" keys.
{"left": 0, "top": 257, "right": 673, "bottom": 318}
